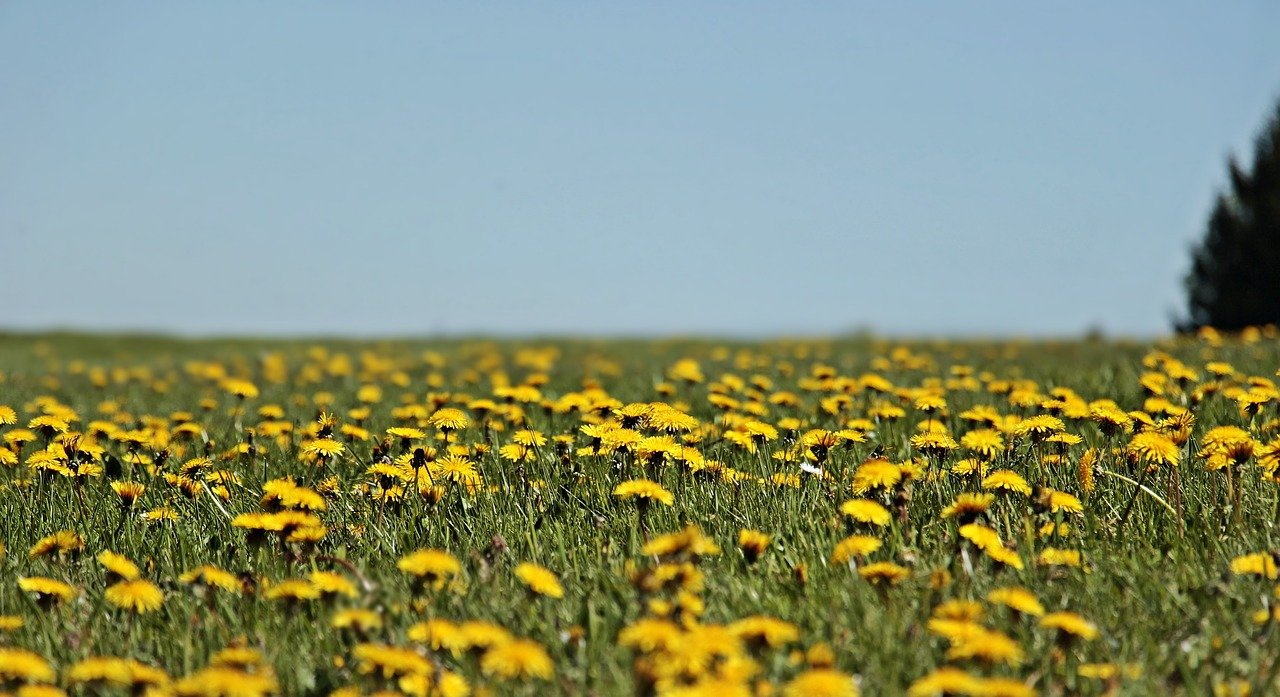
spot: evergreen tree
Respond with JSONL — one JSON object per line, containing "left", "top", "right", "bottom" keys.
{"left": 1182, "top": 100, "right": 1280, "bottom": 331}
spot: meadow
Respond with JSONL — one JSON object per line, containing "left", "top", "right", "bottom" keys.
{"left": 1, "top": 329, "right": 1279, "bottom": 696}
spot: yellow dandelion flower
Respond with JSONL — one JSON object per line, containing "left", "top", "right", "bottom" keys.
{"left": 331, "top": 609, "right": 383, "bottom": 632}
{"left": 309, "top": 571, "right": 358, "bottom": 599}
{"left": 1040, "top": 611, "right": 1099, "bottom": 641}
{"left": 141, "top": 506, "right": 180, "bottom": 524}
{"left": 221, "top": 379, "right": 259, "bottom": 399}
{"left": 173, "top": 665, "right": 277, "bottom": 697}
{"left": 209, "top": 646, "right": 262, "bottom": 670}
{"left": 907, "top": 667, "right": 984, "bottom": 696}
{"left": 612, "top": 479, "right": 674, "bottom": 506}
{"left": 737, "top": 529, "right": 772, "bottom": 564}
{"left": 859, "top": 562, "right": 911, "bottom": 585}
{"left": 457, "top": 620, "right": 514, "bottom": 651}
{"left": 1014, "top": 415, "right": 1065, "bottom": 440}
{"left": 910, "top": 431, "right": 958, "bottom": 455}
{"left": 976, "top": 677, "right": 1035, "bottom": 697}
{"left": 515, "top": 562, "right": 564, "bottom": 599}
{"left": 351, "top": 643, "right": 432, "bottom": 679}
{"left": 646, "top": 405, "right": 700, "bottom": 433}
{"left": 1037, "top": 548, "right": 1082, "bottom": 568}
{"left": 110, "top": 481, "right": 146, "bottom": 507}
{"left": 67, "top": 657, "right": 168, "bottom": 689}
{"left": 17, "top": 576, "right": 76, "bottom": 605}
{"left": 96, "top": 551, "right": 141, "bottom": 581}
{"left": 839, "top": 499, "right": 892, "bottom": 527}
{"left": 958, "top": 523, "right": 1004, "bottom": 552}
{"left": 851, "top": 459, "right": 903, "bottom": 494}
{"left": 982, "top": 469, "right": 1031, "bottom": 496}
{"left": 1037, "top": 488, "right": 1084, "bottom": 514}
{"left": 29, "top": 530, "right": 84, "bottom": 559}
{"left": 408, "top": 618, "right": 464, "bottom": 653}
{"left": 386, "top": 426, "right": 426, "bottom": 441}
{"left": 263, "top": 578, "right": 320, "bottom": 602}
{"left": 984, "top": 545, "right": 1025, "bottom": 570}
{"left": 179, "top": 565, "right": 241, "bottom": 593}
{"left": 941, "top": 493, "right": 994, "bottom": 521}
{"left": 783, "top": 669, "right": 859, "bottom": 697}
{"left": 927, "top": 594, "right": 981, "bottom": 620}
{"left": 987, "top": 587, "right": 1045, "bottom": 616}
{"left": 429, "top": 408, "right": 470, "bottom": 431}
{"left": 1126, "top": 431, "right": 1179, "bottom": 469}
{"left": 28, "top": 415, "right": 69, "bottom": 437}
{"left": 104, "top": 579, "right": 164, "bottom": 613}
{"left": 397, "top": 548, "right": 461, "bottom": 589}
{"left": 830, "top": 536, "right": 883, "bottom": 564}
{"left": 944, "top": 626, "right": 1024, "bottom": 666}
{"left": 731, "top": 615, "right": 800, "bottom": 649}
{"left": 0, "top": 647, "right": 56, "bottom": 683}
{"left": 642, "top": 526, "right": 721, "bottom": 559}
{"left": 960, "top": 429, "right": 1005, "bottom": 460}
{"left": 480, "top": 639, "right": 553, "bottom": 680}
{"left": 1230, "top": 552, "right": 1279, "bottom": 580}
{"left": 618, "top": 617, "right": 682, "bottom": 654}
{"left": 302, "top": 437, "right": 345, "bottom": 460}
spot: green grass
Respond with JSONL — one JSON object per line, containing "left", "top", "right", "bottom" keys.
{"left": 1, "top": 331, "right": 1279, "bottom": 696}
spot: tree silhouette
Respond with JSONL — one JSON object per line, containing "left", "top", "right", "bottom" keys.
{"left": 1182, "top": 99, "right": 1280, "bottom": 332}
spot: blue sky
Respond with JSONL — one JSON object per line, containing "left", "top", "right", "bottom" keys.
{"left": 3, "top": 2, "right": 1278, "bottom": 337}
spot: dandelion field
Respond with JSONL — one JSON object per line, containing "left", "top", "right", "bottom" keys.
{"left": 2, "top": 330, "right": 1280, "bottom": 696}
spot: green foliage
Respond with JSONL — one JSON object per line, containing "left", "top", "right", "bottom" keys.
{"left": 1, "top": 333, "right": 1280, "bottom": 695}
{"left": 1183, "top": 99, "right": 1280, "bottom": 331}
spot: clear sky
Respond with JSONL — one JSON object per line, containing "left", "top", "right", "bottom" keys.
{"left": 3, "top": 3, "right": 1279, "bottom": 337}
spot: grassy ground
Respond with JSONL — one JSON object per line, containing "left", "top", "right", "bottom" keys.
{"left": 1, "top": 330, "right": 1279, "bottom": 696}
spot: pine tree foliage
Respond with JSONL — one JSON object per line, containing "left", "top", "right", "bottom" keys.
{"left": 1183, "top": 100, "right": 1280, "bottom": 331}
